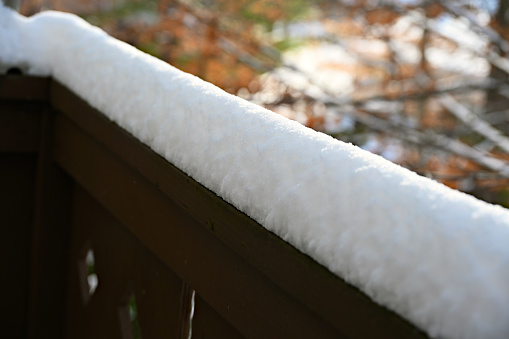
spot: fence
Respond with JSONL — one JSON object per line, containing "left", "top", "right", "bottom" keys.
{"left": 0, "top": 74, "right": 427, "bottom": 338}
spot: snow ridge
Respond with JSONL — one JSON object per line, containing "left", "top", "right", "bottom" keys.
{"left": 2, "top": 6, "right": 509, "bottom": 339}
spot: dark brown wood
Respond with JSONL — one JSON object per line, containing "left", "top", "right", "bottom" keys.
{"left": 27, "top": 107, "right": 74, "bottom": 339}
{"left": 133, "top": 236, "right": 192, "bottom": 339}
{"left": 66, "top": 189, "right": 141, "bottom": 339}
{"left": 0, "top": 103, "right": 41, "bottom": 152}
{"left": 0, "top": 75, "right": 50, "bottom": 101}
{"left": 65, "top": 186, "right": 136, "bottom": 339}
{"left": 65, "top": 185, "right": 193, "bottom": 339}
{"left": 0, "top": 75, "right": 49, "bottom": 152}
{"left": 192, "top": 295, "right": 243, "bottom": 339}
{"left": 0, "top": 75, "right": 49, "bottom": 338}
{"left": 0, "top": 153, "right": 37, "bottom": 339}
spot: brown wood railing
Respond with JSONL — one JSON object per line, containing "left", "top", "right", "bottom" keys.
{"left": 0, "top": 74, "right": 428, "bottom": 339}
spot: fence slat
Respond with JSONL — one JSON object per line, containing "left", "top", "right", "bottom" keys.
{"left": 65, "top": 180, "right": 193, "bottom": 339}
{"left": 0, "top": 153, "right": 37, "bottom": 339}
{"left": 0, "top": 104, "right": 41, "bottom": 152}
{"left": 65, "top": 186, "right": 134, "bottom": 339}
{"left": 27, "top": 107, "right": 74, "bottom": 339}
{"left": 192, "top": 295, "right": 243, "bottom": 339}
{"left": 133, "top": 240, "right": 192, "bottom": 339}
{"left": 0, "top": 75, "right": 51, "bottom": 338}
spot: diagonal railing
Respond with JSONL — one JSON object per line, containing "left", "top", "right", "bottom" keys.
{"left": 0, "top": 74, "right": 427, "bottom": 338}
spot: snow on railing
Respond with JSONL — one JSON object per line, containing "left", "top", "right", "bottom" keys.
{"left": 2, "top": 5, "right": 508, "bottom": 339}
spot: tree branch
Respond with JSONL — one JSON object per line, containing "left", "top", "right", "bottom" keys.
{"left": 438, "top": 94, "right": 509, "bottom": 154}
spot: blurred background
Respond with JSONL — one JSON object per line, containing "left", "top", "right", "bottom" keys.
{"left": 18, "top": 0, "right": 509, "bottom": 207}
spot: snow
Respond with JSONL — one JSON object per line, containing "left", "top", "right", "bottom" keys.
{"left": 2, "top": 5, "right": 509, "bottom": 339}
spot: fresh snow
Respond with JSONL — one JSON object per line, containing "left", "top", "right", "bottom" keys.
{"left": 2, "top": 5, "right": 509, "bottom": 339}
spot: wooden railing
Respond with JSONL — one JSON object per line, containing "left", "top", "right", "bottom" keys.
{"left": 0, "top": 75, "right": 428, "bottom": 339}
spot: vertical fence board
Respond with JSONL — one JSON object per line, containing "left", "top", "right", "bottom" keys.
{"left": 0, "top": 103, "right": 41, "bottom": 152}
{"left": 65, "top": 186, "right": 136, "bottom": 339}
{"left": 27, "top": 108, "right": 74, "bottom": 339}
{"left": 65, "top": 185, "right": 193, "bottom": 339}
{"left": 0, "top": 154, "right": 37, "bottom": 339}
{"left": 0, "top": 76, "right": 49, "bottom": 339}
{"left": 133, "top": 248, "right": 192, "bottom": 339}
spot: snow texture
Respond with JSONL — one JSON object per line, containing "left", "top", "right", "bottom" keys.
{"left": 2, "top": 5, "right": 509, "bottom": 339}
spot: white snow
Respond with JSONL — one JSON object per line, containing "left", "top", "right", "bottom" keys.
{"left": 2, "top": 5, "right": 509, "bottom": 339}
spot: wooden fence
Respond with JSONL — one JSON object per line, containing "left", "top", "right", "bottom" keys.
{"left": 0, "top": 74, "right": 428, "bottom": 338}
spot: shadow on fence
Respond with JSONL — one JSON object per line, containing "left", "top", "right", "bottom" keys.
{"left": 0, "top": 75, "right": 427, "bottom": 339}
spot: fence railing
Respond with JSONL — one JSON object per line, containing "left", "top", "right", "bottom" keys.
{"left": 0, "top": 74, "right": 427, "bottom": 338}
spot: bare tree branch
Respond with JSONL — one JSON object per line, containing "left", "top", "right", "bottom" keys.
{"left": 438, "top": 94, "right": 509, "bottom": 154}
{"left": 440, "top": 1, "right": 509, "bottom": 55}
{"left": 342, "top": 106, "right": 509, "bottom": 177}
{"left": 484, "top": 109, "right": 509, "bottom": 124}
{"left": 425, "top": 20, "right": 509, "bottom": 75}
{"left": 280, "top": 64, "right": 503, "bottom": 107}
